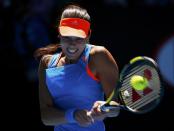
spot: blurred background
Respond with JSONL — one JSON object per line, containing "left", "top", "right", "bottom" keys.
{"left": 0, "top": 0, "right": 173, "bottom": 131}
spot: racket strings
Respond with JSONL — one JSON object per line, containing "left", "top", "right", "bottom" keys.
{"left": 128, "top": 90, "right": 160, "bottom": 110}
{"left": 121, "top": 66, "right": 159, "bottom": 91}
{"left": 123, "top": 65, "right": 147, "bottom": 79}
{"left": 120, "top": 65, "right": 161, "bottom": 112}
{"left": 121, "top": 71, "right": 160, "bottom": 95}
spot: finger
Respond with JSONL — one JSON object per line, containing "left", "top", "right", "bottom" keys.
{"left": 92, "top": 108, "right": 103, "bottom": 117}
{"left": 109, "top": 101, "right": 120, "bottom": 106}
{"left": 87, "top": 112, "right": 94, "bottom": 123}
{"left": 76, "top": 112, "right": 89, "bottom": 124}
{"left": 80, "top": 111, "right": 94, "bottom": 124}
{"left": 93, "top": 101, "right": 106, "bottom": 108}
{"left": 93, "top": 102, "right": 100, "bottom": 108}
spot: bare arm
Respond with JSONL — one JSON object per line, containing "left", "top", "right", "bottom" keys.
{"left": 91, "top": 46, "right": 119, "bottom": 99}
{"left": 89, "top": 46, "right": 120, "bottom": 119}
{"left": 38, "top": 55, "right": 67, "bottom": 126}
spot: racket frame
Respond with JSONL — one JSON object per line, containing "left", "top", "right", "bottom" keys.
{"left": 101, "top": 56, "right": 164, "bottom": 114}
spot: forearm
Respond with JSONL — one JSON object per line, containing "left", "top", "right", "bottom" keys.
{"left": 41, "top": 106, "right": 67, "bottom": 126}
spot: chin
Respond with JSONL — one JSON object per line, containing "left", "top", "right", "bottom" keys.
{"left": 67, "top": 55, "right": 78, "bottom": 60}
{"left": 67, "top": 52, "right": 82, "bottom": 59}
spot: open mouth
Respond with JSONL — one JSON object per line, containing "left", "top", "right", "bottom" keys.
{"left": 66, "top": 48, "right": 78, "bottom": 55}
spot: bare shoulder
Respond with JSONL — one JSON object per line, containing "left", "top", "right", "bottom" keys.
{"left": 89, "top": 44, "right": 118, "bottom": 73}
{"left": 90, "top": 45, "right": 107, "bottom": 55}
{"left": 38, "top": 55, "right": 52, "bottom": 86}
{"left": 90, "top": 45, "right": 115, "bottom": 63}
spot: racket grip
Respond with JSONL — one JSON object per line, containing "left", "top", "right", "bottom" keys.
{"left": 100, "top": 104, "right": 124, "bottom": 112}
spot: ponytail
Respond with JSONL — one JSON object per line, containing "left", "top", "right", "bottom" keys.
{"left": 34, "top": 43, "right": 61, "bottom": 61}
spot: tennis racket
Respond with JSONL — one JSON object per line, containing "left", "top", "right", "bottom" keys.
{"left": 100, "top": 56, "right": 163, "bottom": 114}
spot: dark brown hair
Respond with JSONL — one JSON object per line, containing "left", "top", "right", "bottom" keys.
{"left": 34, "top": 4, "right": 90, "bottom": 60}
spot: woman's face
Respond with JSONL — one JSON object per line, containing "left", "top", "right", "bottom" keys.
{"left": 60, "top": 36, "right": 87, "bottom": 61}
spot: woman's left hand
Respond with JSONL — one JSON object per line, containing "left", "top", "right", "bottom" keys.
{"left": 88, "top": 101, "right": 120, "bottom": 121}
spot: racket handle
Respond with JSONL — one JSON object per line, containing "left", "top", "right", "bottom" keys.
{"left": 100, "top": 104, "right": 125, "bottom": 112}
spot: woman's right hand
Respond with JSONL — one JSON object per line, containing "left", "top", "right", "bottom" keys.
{"left": 89, "top": 101, "right": 120, "bottom": 121}
{"left": 74, "top": 109, "right": 94, "bottom": 127}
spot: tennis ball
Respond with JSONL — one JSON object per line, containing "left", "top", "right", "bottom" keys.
{"left": 130, "top": 75, "right": 148, "bottom": 91}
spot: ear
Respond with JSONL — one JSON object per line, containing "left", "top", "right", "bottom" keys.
{"left": 86, "top": 29, "right": 92, "bottom": 42}
{"left": 88, "top": 29, "right": 92, "bottom": 37}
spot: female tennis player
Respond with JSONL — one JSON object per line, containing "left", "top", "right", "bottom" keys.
{"left": 35, "top": 4, "right": 120, "bottom": 131}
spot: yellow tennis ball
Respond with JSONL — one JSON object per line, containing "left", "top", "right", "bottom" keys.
{"left": 130, "top": 75, "right": 148, "bottom": 91}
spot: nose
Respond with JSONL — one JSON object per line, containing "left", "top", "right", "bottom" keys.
{"left": 69, "top": 40, "right": 77, "bottom": 46}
